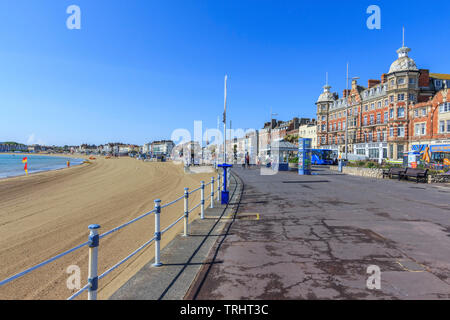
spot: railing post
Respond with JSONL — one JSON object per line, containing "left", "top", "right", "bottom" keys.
{"left": 88, "top": 224, "right": 100, "bottom": 300}
{"left": 217, "top": 173, "right": 221, "bottom": 202}
{"left": 153, "top": 199, "right": 162, "bottom": 267}
{"left": 200, "top": 181, "right": 205, "bottom": 219}
{"left": 183, "top": 188, "right": 189, "bottom": 236}
{"left": 210, "top": 177, "right": 214, "bottom": 209}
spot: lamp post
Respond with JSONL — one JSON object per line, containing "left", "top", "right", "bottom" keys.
{"left": 270, "top": 108, "right": 278, "bottom": 158}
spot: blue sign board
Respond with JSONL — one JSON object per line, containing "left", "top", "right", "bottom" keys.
{"left": 298, "top": 138, "right": 312, "bottom": 175}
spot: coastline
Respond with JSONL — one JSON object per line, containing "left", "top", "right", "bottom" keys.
{"left": 0, "top": 156, "right": 215, "bottom": 300}
{"left": 0, "top": 153, "right": 88, "bottom": 180}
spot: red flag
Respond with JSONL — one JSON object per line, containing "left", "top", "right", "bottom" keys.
{"left": 23, "top": 157, "right": 28, "bottom": 175}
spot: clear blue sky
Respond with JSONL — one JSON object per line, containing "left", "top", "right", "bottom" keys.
{"left": 1, "top": 0, "right": 449, "bottom": 146}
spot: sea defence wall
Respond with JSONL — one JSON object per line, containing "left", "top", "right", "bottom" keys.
{"left": 329, "top": 166, "right": 384, "bottom": 179}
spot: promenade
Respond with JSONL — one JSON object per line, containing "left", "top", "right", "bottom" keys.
{"left": 187, "top": 166, "right": 450, "bottom": 300}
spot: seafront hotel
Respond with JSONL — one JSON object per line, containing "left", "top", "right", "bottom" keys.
{"left": 316, "top": 44, "right": 450, "bottom": 160}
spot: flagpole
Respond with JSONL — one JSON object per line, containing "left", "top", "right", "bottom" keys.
{"left": 345, "top": 63, "right": 349, "bottom": 160}
{"left": 223, "top": 75, "right": 227, "bottom": 164}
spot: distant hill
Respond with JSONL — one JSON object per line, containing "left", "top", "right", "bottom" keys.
{"left": 0, "top": 142, "right": 26, "bottom": 146}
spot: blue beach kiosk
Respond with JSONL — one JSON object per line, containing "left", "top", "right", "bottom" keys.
{"left": 298, "top": 138, "right": 312, "bottom": 175}
{"left": 218, "top": 163, "right": 232, "bottom": 204}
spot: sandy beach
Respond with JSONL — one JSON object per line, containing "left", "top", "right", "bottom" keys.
{"left": 0, "top": 156, "right": 215, "bottom": 300}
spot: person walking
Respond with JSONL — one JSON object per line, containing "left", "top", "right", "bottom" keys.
{"left": 245, "top": 152, "right": 250, "bottom": 169}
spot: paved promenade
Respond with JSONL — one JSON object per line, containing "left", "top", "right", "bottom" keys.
{"left": 110, "top": 172, "right": 243, "bottom": 300}
{"left": 187, "top": 166, "right": 450, "bottom": 300}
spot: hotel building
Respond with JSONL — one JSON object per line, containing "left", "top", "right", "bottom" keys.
{"left": 316, "top": 43, "right": 450, "bottom": 160}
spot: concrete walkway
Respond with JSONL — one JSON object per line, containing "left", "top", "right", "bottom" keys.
{"left": 110, "top": 172, "right": 243, "bottom": 300}
{"left": 186, "top": 166, "right": 450, "bottom": 300}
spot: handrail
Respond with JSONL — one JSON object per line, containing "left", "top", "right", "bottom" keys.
{"left": 100, "top": 209, "right": 157, "bottom": 239}
{"left": 0, "top": 171, "right": 223, "bottom": 300}
{"left": 0, "top": 241, "right": 90, "bottom": 287}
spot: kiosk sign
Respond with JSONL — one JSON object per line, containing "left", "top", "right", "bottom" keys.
{"left": 298, "top": 138, "right": 312, "bottom": 175}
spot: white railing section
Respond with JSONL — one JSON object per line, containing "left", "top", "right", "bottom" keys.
{"left": 0, "top": 173, "right": 228, "bottom": 300}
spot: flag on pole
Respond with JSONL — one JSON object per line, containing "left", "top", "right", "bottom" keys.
{"left": 22, "top": 157, "right": 28, "bottom": 175}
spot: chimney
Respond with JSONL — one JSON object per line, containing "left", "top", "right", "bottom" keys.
{"left": 368, "top": 79, "right": 381, "bottom": 88}
{"left": 343, "top": 89, "right": 351, "bottom": 98}
{"left": 381, "top": 74, "right": 388, "bottom": 84}
{"left": 419, "top": 69, "right": 430, "bottom": 87}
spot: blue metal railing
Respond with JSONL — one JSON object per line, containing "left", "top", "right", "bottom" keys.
{"left": 0, "top": 177, "right": 219, "bottom": 300}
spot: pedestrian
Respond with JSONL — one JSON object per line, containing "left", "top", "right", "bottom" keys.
{"left": 245, "top": 152, "right": 250, "bottom": 169}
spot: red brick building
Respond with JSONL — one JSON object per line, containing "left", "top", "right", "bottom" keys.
{"left": 316, "top": 44, "right": 450, "bottom": 160}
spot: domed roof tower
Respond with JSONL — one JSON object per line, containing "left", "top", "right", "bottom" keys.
{"left": 317, "top": 84, "right": 335, "bottom": 103}
{"left": 388, "top": 28, "right": 418, "bottom": 74}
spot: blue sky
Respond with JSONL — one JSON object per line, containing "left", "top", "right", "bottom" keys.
{"left": 1, "top": 0, "right": 449, "bottom": 146}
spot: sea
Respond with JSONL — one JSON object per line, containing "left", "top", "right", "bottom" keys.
{"left": 0, "top": 154, "right": 84, "bottom": 179}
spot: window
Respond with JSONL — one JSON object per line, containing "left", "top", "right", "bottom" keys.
{"left": 389, "top": 109, "right": 394, "bottom": 119}
{"left": 385, "top": 99, "right": 389, "bottom": 106}
{"left": 390, "top": 80, "right": 395, "bottom": 86}
{"left": 439, "top": 102, "right": 450, "bottom": 113}
{"left": 383, "top": 130, "right": 387, "bottom": 141}
{"left": 435, "top": 80, "right": 442, "bottom": 88}
{"left": 364, "top": 105, "right": 368, "bottom": 111}
{"left": 397, "top": 126, "right": 405, "bottom": 137}
{"left": 370, "top": 114, "right": 374, "bottom": 125}
{"left": 397, "top": 107, "right": 405, "bottom": 118}
{"left": 348, "top": 109, "right": 352, "bottom": 116}
{"left": 364, "top": 116, "right": 368, "bottom": 126}
{"left": 390, "top": 127, "right": 394, "bottom": 137}
{"left": 378, "top": 101, "right": 382, "bottom": 109}
{"left": 384, "top": 112, "right": 388, "bottom": 123}
{"left": 398, "top": 94, "right": 405, "bottom": 101}
{"left": 409, "top": 78, "right": 416, "bottom": 84}
{"left": 390, "top": 95, "right": 394, "bottom": 103}
{"left": 371, "top": 103, "right": 375, "bottom": 110}
{"left": 321, "top": 124, "right": 326, "bottom": 131}
{"left": 409, "top": 94, "right": 415, "bottom": 101}
{"left": 338, "top": 122, "right": 341, "bottom": 130}
{"left": 321, "top": 116, "right": 326, "bottom": 121}
{"left": 414, "top": 109, "right": 418, "bottom": 117}
{"left": 368, "top": 132, "right": 373, "bottom": 142}
{"left": 369, "top": 148, "right": 379, "bottom": 160}
{"left": 422, "top": 108, "right": 426, "bottom": 116}
{"left": 377, "top": 132, "right": 381, "bottom": 141}
{"left": 342, "top": 122, "right": 346, "bottom": 130}
{"left": 377, "top": 113, "right": 381, "bottom": 124}
{"left": 398, "top": 78, "right": 405, "bottom": 85}
{"left": 415, "top": 123, "right": 426, "bottom": 136}
{"left": 397, "top": 145, "right": 404, "bottom": 160}
{"left": 448, "top": 120, "right": 450, "bottom": 133}
{"left": 440, "top": 121, "right": 445, "bottom": 133}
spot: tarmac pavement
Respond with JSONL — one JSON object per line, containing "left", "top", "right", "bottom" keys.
{"left": 186, "top": 166, "right": 450, "bottom": 300}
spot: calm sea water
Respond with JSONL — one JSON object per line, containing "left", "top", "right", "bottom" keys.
{"left": 0, "top": 154, "right": 84, "bottom": 178}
